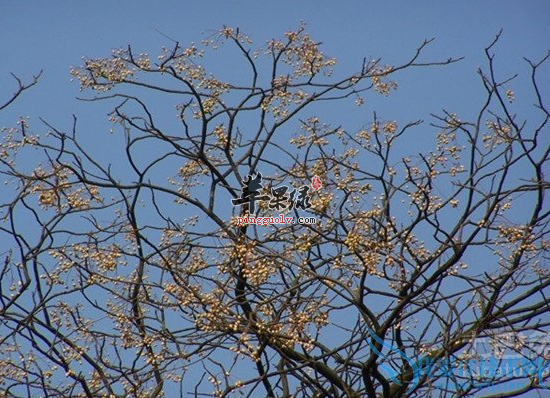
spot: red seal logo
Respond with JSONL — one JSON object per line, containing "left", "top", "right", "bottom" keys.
{"left": 311, "top": 175, "right": 322, "bottom": 191}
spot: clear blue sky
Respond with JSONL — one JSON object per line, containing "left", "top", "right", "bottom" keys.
{"left": 1, "top": 2, "right": 549, "bottom": 397}
{"left": 1, "top": 1, "right": 549, "bottom": 126}
{"left": 0, "top": 1, "right": 548, "bottom": 133}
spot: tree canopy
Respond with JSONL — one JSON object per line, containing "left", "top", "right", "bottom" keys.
{"left": 1, "top": 25, "right": 549, "bottom": 398}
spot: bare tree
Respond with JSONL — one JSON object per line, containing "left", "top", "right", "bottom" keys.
{"left": 0, "top": 71, "right": 41, "bottom": 111}
{"left": 1, "top": 26, "right": 549, "bottom": 398}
